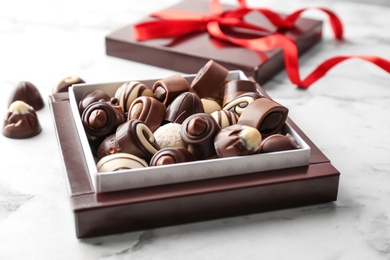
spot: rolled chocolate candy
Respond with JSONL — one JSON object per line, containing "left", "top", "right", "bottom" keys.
{"left": 150, "top": 148, "right": 196, "bottom": 166}
{"left": 116, "top": 119, "right": 160, "bottom": 162}
{"left": 97, "top": 153, "right": 148, "bottom": 173}
{"left": 181, "top": 113, "right": 220, "bottom": 160}
{"left": 128, "top": 96, "right": 166, "bottom": 132}
{"left": 54, "top": 76, "right": 85, "bottom": 93}
{"left": 165, "top": 92, "right": 204, "bottom": 124}
{"left": 222, "top": 80, "right": 257, "bottom": 107}
{"left": 152, "top": 74, "right": 190, "bottom": 106}
{"left": 78, "top": 90, "right": 111, "bottom": 115}
{"left": 201, "top": 98, "right": 221, "bottom": 114}
{"left": 238, "top": 98, "right": 289, "bottom": 138}
{"left": 2, "top": 101, "right": 41, "bottom": 139}
{"left": 154, "top": 123, "right": 185, "bottom": 149}
{"left": 115, "top": 81, "right": 154, "bottom": 113}
{"left": 190, "top": 60, "right": 228, "bottom": 99}
{"left": 223, "top": 92, "right": 263, "bottom": 116}
{"left": 214, "top": 124, "right": 262, "bottom": 158}
{"left": 259, "top": 133, "right": 300, "bottom": 153}
{"left": 8, "top": 81, "right": 44, "bottom": 111}
{"left": 210, "top": 110, "right": 238, "bottom": 129}
{"left": 81, "top": 98, "right": 126, "bottom": 138}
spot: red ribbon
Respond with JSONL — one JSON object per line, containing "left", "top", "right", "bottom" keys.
{"left": 134, "top": 0, "right": 390, "bottom": 88}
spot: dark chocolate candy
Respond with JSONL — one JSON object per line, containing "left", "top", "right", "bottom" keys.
{"left": 54, "top": 76, "right": 85, "bottom": 93}
{"left": 238, "top": 97, "right": 288, "bottom": 138}
{"left": 128, "top": 96, "right": 166, "bottom": 132}
{"left": 259, "top": 133, "right": 300, "bottom": 153}
{"left": 222, "top": 80, "right": 258, "bottom": 107}
{"left": 223, "top": 92, "right": 263, "bottom": 116}
{"left": 8, "top": 81, "right": 44, "bottom": 111}
{"left": 96, "top": 133, "right": 121, "bottom": 160}
{"left": 115, "top": 81, "right": 154, "bottom": 113}
{"left": 152, "top": 74, "right": 190, "bottom": 106}
{"left": 165, "top": 92, "right": 204, "bottom": 124}
{"left": 150, "top": 148, "right": 196, "bottom": 166}
{"left": 78, "top": 90, "right": 111, "bottom": 115}
{"left": 181, "top": 113, "right": 220, "bottom": 160}
{"left": 2, "top": 101, "right": 41, "bottom": 139}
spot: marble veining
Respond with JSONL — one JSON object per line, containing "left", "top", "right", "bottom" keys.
{"left": 1, "top": 0, "right": 390, "bottom": 259}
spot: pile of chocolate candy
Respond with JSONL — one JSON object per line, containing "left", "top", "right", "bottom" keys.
{"left": 77, "top": 60, "right": 300, "bottom": 172}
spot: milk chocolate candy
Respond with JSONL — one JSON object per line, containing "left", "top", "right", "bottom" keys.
{"left": 152, "top": 74, "right": 190, "bottom": 106}
{"left": 97, "top": 153, "right": 148, "bottom": 173}
{"left": 201, "top": 98, "right": 221, "bottom": 114}
{"left": 190, "top": 60, "right": 228, "bottom": 99}
{"left": 214, "top": 124, "right": 262, "bottom": 158}
{"left": 8, "top": 81, "right": 44, "bottom": 111}
{"left": 2, "top": 101, "right": 41, "bottom": 139}
{"left": 78, "top": 90, "right": 111, "bottom": 115}
{"left": 96, "top": 133, "right": 121, "bottom": 160}
{"left": 165, "top": 92, "right": 204, "bottom": 124}
{"left": 222, "top": 80, "right": 258, "bottom": 107}
{"left": 54, "top": 76, "right": 85, "bottom": 93}
{"left": 154, "top": 123, "right": 185, "bottom": 150}
{"left": 116, "top": 119, "right": 160, "bottom": 162}
{"left": 238, "top": 98, "right": 288, "bottom": 138}
{"left": 150, "top": 148, "right": 196, "bottom": 166}
{"left": 223, "top": 92, "right": 263, "bottom": 116}
{"left": 259, "top": 133, "right": 300, "bottom": 153}
{"left": 181, "top": 113, "right": 220, "bottom": 160}
{"left": 115, "top": 81, "right": 154, "bottom": 113}
{"left": 210, "top": 110, "right": 238, "bottom": 129}
{"left": 128, "top": 96, "right": 166, "bottom": 132}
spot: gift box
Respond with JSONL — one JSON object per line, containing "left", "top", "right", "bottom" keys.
{"left": 105, "top": 0, "right": 323, "bottom": 85}
{"left": 50, "top": 71, "right": 340, "bottom": 238}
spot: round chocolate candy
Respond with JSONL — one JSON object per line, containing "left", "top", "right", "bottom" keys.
{"left": 128, "top": 96, "right": 166, "bottom": 132}
{"left": 96, "top": 133, "right": 121, "bottom": 160}
{"left": 2, "top": 101, "right": 42, "bottom": 139}
{"left": 150, "top": 148, "right": 196, "bottom": 166}
{"left": 214, "top": 124, "right": 262, "bottom": 158}
{"left": 222, "top": 92, "right": 263, "bottom": 116}
{"left": 181, "top": 113, "right": 220, "bottom": 160}
{"left": 54, "top": 76, "right": 85, "bottom": 93}
{"left": 259, "top": 133, "right": 300, "bottom": 153}
{"left": 210, "top": 110, "right": 238, "bottom": 129}
{"left": 238, "top": 98, "right": 289, "bottom": 138}
{"left": 190, "top": 60, "right": 229, "bottom": 99}
{"left": 96, "top": 153, "right": 148, "bottom": 173}
{"left": 78, "top": 90, "right": 111, "bottom": 115}
{"left": 8, "top": 81, "right": 44, "bottom": 111}
{"left": 222, "top": 80, "right": 258, "bottom": 107}
{"left": 115, "top": 81, "right": 154, "bottom": 113}
{"left": 152, "top": 74, "right": 190, "bottom": 106}
{"left": 81, "top": 98, "right": 126, "bottom": 138}
{"left": 201, "top": 98, "right": 221, "bottom": 114}
{"left": 154, "top": 123, "right": 185, "bottom": 149}
{"left": 165, "top": 92, "right": 204, "bottom": 124}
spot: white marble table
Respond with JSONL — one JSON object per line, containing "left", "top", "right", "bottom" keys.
{"left": 1, "top": 0, "right": 389, "bottom": 259}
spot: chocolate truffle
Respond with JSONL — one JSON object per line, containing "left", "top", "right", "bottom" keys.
{"left": 223, "top": 92, "right": 263, "bottom": 116}
{"left": 128, "top": 96, "right": 166, "bottom": 132}
{"left": 115, "top": 81, "right": 154, "bottom": 113}
{"left": 259, "top": 133, "right": 300, "bottom": 153}
{"left": 214, "top": 124, "right": 262, "bottom": 158}
{"left": 54, "top": 76, "right": 85, "bottom": 93}
{"left": 8, "top": 81, "right": 44, "bottom": 111}
{"left": 150, "top": 148, "right": 196, "bottom": 166}
{"left": 154, "top": 123, "right": 185, "bottom": 149}
{"left": 78, "top": 90, "right": 111, "bottom": 114}
{"left": 201, "top": 98, "right": 221, "bottom": 114}
{"left": 97, "top": 153, "right": 148, "bottom": 173}
{"left": 2, "top": 101, "right": 41, "bottom": 139}
{"left": 210, "top": 110, "right": 238, "bottom": 129}
{"left": 181, "top": 113, "right": 220, "bottom": 160}
{"left": 152, "top": 74, "right": 190, "bottom": 106}
{"left": 165, "top": 92, "right": 204, "bottom": 124}
{"left": 222, "top": 80, "right": 258, "bottom": 107}
{"left": 238, "top": 98, "right": 289, "bottom": 138}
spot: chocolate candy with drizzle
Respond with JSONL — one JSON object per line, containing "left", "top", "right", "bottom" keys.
{"left": 223, "top": 92, "right": 263, "bottom": 116}
{"left": 210, "top": 110, "right": 238, "bottom": 129}
{"left": 165, "top": 92, "right": 204, "bottom": 124}
{"left": 97, "top": 153, "right": 148, "bottom": 173}
{"left": 115, "top": 81, "right": 154, "bottom": 114}
{"left": 150, "top": 148, "right": 196, "bottom": 166}
{"left": 8, "top": 81, "right": 44, "bottom": 111}
{"left": 128, "top": 96, "right": 166, "bottom": 132}
{"left": 222, "top": 80, "right": 257, "bottom": 107}
{"left": 181, "top": 113, "right": 220, "bottom": 160}
{"left": 54, "top": 76, "right": 85, "bottom": 93}
{"left": 259, "top": 133, "right": 300, "bottom": 153}
{"left": 152, "top": 74, "right": 190, "bottom": 106}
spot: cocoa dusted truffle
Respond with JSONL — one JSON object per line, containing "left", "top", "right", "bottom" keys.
{"left": 54, "top": 76, "right": 85, "bottom": 93}
{"left": 154, "top": 123, "right": 185, "bottom": 149}
{"left": 152, "top": 74, "right": 190, "bottom": 106}
{"left": 128, "top": 96, "right": 166, "bottom": 132}
{"left": 165, "top": 92, "right": 204, "bottom": 124}
{"left": 259, "top": 133, "right": 300, "bottom": 153}
{"left": 115, "top": 81, "right": 154, "bottom": 113}
{"left": 2, "top": 101, "right": 41, "bottom": 139}
{"left": 8, "top": 81, "right": 44, "bottom": 111}
{"left": 78, "top": 90, "right": 111, "bottom": 115}
{"left": 150, "top": 148, "right": 196, "bottom": 166}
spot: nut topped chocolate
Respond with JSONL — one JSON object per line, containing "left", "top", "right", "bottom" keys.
{"left": 8, "top": 81, "right": 44, "bottom": 111}
{"left": 2, "top": 101, "right": 42, "bottom": 139}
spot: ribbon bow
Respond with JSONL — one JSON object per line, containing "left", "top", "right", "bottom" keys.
{"left": 134, "top": 0, "right": 390, "bottom": 88}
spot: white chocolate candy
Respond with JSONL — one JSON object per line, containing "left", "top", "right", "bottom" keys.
{"left": 96, "top": 153, "right": 147, "bottom": 172}
{"left": 239, "top": 125, "right": 262, "bottom": 152}
{"left": 8, "top": 100, "right": 33, "bottom": 114}
{"left": 201, "top": 98, "right": 222, "bottom": 114}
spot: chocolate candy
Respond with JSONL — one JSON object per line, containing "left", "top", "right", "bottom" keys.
{"left": 259, "top": 133, "right": 300, "bottom": 153}
{"left": 2, "top": 101, "right": 41, "bottom": 139}
{"left": 81, "top": 98, "right": 126, "bottom": 138}
{"left": 54, "top": 76, "right": 85, "bottom": 93}
{"left": 190, "top": 60, "right": 228, "bottom": 99}
{"left": 152, "top": 74, "right": 190, "bottom": 106}
{"left": 211, "top": 110, "right": 238, "bottom": 129}
{"left": 222, "top": 80, "right": 257, "bottom": 107}
{"left": 96, "top": 153, "right": 148, "bottom": 172}
{"left": 181, "top": 113, "right": 220, "bottom": 160}
{"left": 153, "top": 123, "right": 185, "bottom": 149}
{"left": 8, "top": 81, "right": 44, "bottom": 111}
{"left": 150, "top": 148, "right": 196, "bottom": 166}
{"left": 223, "top": 92, "right": 263, "bottom": 116}
{"left": 214, "top": 124, "right": 262, "bottom": 158}
{"left": 96, "top": 133, "right": 121, "bottom": 160}
{"left": 128, "top": 96, "right": 166, "bottom": 132}
{"left": 165, "top": 92, "right": 204, "bottom": 124}
{"left": 201, "top": 98, "right": 221, "bottom": 114}
{"left": 238, "top": 98, "right": 288, "bottom": 138}
{"left": 78, "top": 90, "right": 111, "bottom": 115}
{"left": 115, "top": 81, "right": 154, "bottom": 113}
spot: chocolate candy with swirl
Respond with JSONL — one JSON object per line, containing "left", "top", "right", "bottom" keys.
{"left": 222, "top": 80, "right": 258, "bottom": 108}
{"left": 115, "top": 81, "right": 154, "bottom": 113}
{"left": 150, "top": 148, "right": 196, "bottom": 166}
{"left": 128, "top": 96, "right": 166, "bottom": 132}
{"left": 222, "top": 92, "right": 263, "bottom": 116}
